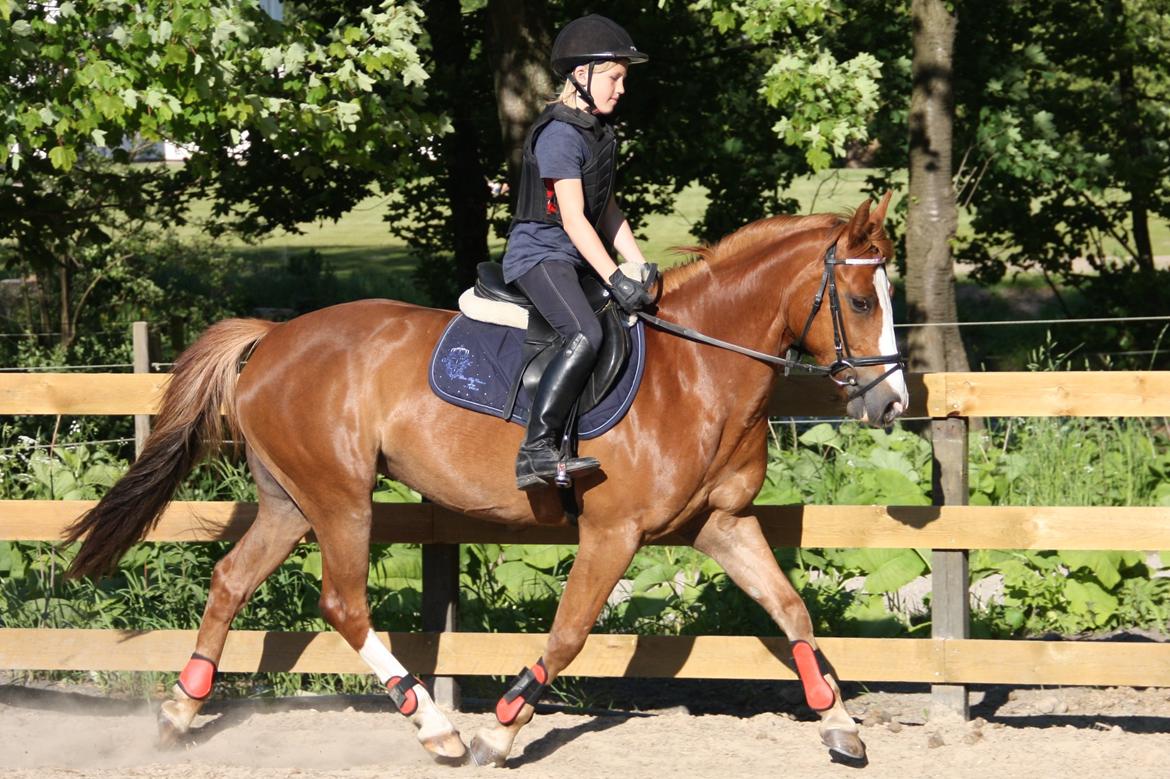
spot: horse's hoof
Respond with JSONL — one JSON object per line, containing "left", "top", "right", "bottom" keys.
{"left": 822, "top": 729, "right": 868, "bottom": 767}
{"left": 469, "top": 733, "right": 508, "bottom": 768}
{"left": 422, "top": 731, "right": 469, "bottom": 766}
{"left": 156, "top": 705, "right": 187, "bottom": 748}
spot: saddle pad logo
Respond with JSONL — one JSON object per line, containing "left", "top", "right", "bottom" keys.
{"left": 441, "top": 346, "right": 487, "bottom": 392}
{"left": 428, "top": 315, "right": 645, "bottom": 441}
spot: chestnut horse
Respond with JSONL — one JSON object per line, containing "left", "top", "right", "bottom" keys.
{"left": 64, "top": 194, "right": 906, "bottom": 767}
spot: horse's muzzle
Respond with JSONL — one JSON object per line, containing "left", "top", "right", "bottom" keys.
{"left": 845, "top": 371, "right": 908, "bottom": 427}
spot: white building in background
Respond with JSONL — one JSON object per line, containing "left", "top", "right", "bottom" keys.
{"left": 259, "top": 0, "right": 284, "bottom": 21}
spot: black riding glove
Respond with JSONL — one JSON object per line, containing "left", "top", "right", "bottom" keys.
{"left": 607, "top": 268, "right": 654, "bottom": 314}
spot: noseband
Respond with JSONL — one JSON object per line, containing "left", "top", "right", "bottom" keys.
{"left": 635, "top": 243, "right": 905, "bottom": 401}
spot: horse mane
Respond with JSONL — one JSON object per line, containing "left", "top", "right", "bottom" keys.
{"left": 662, "top": 212, "right": 845, "bottom": 294}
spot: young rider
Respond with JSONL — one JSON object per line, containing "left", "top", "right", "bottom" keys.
{"left": 503, "top": 14, "right": 655, "bottom": 491}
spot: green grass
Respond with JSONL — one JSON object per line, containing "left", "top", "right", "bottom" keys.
{"left": 171, "top": 168, "right": 1169, "bottom": 367}
{"left": 180, "top": 167, "right": 1170, "bottom": 277}
{"left": 181, "top": 172, "right": 882, "bottom": 279}
{"left": 181, "top": 192, "right": 417, "bottom": 289}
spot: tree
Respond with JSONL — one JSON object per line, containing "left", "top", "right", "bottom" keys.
{"left": 941, "top": 0, "right": 1170, "bottom": 367}
{"left": 382, "top": 0, "right": 504, "bottom": 305}
{"left": 903, "top": 0, "right": 969, "bottom": 372}
{"left": 0, "top": 0, "right": 441, "bottom": 347}
{"left": 389, "top": 0, "right": 887, "bottom": 305}
{"left": 628, "top": 0, "right": 883, "bottom": 242}
{"left": 485, "top": 0, "right": 553, "bottom": 190}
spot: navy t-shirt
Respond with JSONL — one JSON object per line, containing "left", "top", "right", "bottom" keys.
{"left": 502, "top": 120, "right": 594, "bottom": 283}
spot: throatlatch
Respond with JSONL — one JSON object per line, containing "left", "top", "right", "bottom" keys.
{"left": 177, "top": 652, "right": 217, "bottom": 701}
{"left": 495, "top": 658, "right": 549, "bottom": 725}
{"left": 386, "top": 673, "right": 422, "bottom": 717}
{"left": 791, "top": 640, "right": 835, "bottom": 711}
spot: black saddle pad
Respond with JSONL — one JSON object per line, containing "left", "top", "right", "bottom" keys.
{"left": 428, "top": 315, "right": 645, "bottom": 439}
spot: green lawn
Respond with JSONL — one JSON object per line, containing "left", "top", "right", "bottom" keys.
{"left": 182, "top": 167, "right": 1168, "bottom": 285}
{"left": 204, "top": 170, "right": 892, "bottom": 275}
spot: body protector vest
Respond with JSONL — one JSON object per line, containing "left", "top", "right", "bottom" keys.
{"left": 509, "top": 104, "right": 617, "bottom": 235}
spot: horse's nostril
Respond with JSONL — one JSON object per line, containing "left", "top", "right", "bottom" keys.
{"left": 882, "top": 400, "right": 904, "bottom": 425}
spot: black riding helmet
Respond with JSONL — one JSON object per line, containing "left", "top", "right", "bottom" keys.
{"left": 551, "top": 14, "right": 648, "bottom": 112}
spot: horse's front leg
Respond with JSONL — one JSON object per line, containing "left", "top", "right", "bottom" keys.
{"left": 469, "top": 523, "right": 640, "bottom": 767}
{"left": 692, "top": 510, "right": 866, "bottom": 765}
{"left": 312, "top": 509, "right": 468, "bottom": 765}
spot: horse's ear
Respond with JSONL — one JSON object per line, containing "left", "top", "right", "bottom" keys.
{"left": 845, "top": 198, "right": 873, "bottom": 247}
{"left": 870, "top": 191, "right": 893, "bottom": 226}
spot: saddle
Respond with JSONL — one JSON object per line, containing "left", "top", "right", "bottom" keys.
{"left": 472, "top": 262, "right": 630, "bottom": 419}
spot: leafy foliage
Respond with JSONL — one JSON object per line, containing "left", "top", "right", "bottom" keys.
{"left": 686, "top": 0, "right": 882, "bottom": 171}
{"left": 951, "top": 1, "right": 1170, "bottom": 281}
{"left": 854, "top": 0, "right": 1170, "bottom": 365}
{"left": 972, "top": 549, "right": 1170, "bottom": 636}
{"left": 969, "top": 417, "right": 1170, "bottom": 509}
{"left": 759, "top": 421, "right": 932, "bottom": 506}
{"left": 0, "top": 0, "right": 443, "bottom": 345}
{"left": 383, "top": 0, "right": 888, "bottom": 302}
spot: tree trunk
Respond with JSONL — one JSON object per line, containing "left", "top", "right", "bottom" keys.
{"left": 58, "top": 261, "right": 74, "bottom": 349}
{"left": 905, "top": 0, "right": 970, "bottom": 373}
{"left": 32, "top": 268, "right": 52, "bottom": 343}
{"left": 1109, "top": 0, "right": 1155, "bottom": 278}
{"left": 485, "top": 0, "right": 553, "bottom": 192}
{"left": 424, "top": 0, "right": 490, "bottom": 303}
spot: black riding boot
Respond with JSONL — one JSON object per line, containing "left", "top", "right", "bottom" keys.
{"left": 515, "top": 332, "right": 601, "bottom": 490}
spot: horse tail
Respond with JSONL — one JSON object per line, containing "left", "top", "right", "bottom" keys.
{"left": 64, "top": 318, "right": 278, "bottom": 579}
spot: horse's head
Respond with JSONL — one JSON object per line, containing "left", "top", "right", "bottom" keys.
{"left": 783, "top": 193, "right": 909, "bottom": 426}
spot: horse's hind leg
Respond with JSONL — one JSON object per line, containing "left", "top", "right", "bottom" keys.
{"left": 311, "top": 504, "right": 467, "bottom": 764}
{"left": 470, "top": 523, "right": 641, "bottom": 767}
{"left": 158, "top": 450, "right": 310, "bottom": 743}
{"left": 691, "top": 510, "right": 867, "bottom": 765}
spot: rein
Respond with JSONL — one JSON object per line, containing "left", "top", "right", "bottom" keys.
{"left": 635, "top": 244, "right": 905, "bottom": 399}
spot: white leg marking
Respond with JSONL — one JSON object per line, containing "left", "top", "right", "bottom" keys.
{"left": 874, "top": 267, "right": 909, "bottom": 409}
{"left": 358, "top": 629, "right": 409, "bottom": 684}
{"left": 358, "top": 630, "right": 454, "bottom": 740}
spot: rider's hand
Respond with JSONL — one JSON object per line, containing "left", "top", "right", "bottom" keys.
{"left": 608, "top": 268, "right": 654, "bottom": 314}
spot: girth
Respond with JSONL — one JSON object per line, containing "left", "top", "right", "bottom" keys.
{"left": 474, "top": 262, "right": 630, "bottom": 419}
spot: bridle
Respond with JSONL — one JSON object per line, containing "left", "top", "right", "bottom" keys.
{"left": 634, "top": 242, "right": 906, "bottom": 401}
{"left": 783, "top": 244, "right": 905, "bottom": 399}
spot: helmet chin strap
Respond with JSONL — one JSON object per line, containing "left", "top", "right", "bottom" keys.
{"left": 570, "top": 62, "right": 600, "bottom": 114}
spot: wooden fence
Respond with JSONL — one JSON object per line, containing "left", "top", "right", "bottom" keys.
{"left": 4, "top": 364, "right": 1170, "bottom": 717}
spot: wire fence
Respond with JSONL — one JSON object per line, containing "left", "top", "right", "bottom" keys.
{"left": 0, "top": 363, "right": 134, "bottom": 373}
{"left": 892, "top": 314, "right": 1170, "bottom": 329}
{"left": 3, "top": 313, "right": 1170, "bottom": 343}
{"left": 0, "top": 437, "right": 135, "bottom": 454}
{"left": 0, "top": 326, "right": 157, "bottom": 338}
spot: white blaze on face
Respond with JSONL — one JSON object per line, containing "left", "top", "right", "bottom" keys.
{"left": 874, "top": 266, "right": 909, "bottom": 410}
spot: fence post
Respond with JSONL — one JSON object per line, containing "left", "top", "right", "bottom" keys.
{"left": 132, "top": 321, "right": 152, "bottom": 458}
{"left": 930, "top": 415, "right": 969, "bottom": 718}
{"left": 422, "top": 541, "right": 461, "bottom": 710}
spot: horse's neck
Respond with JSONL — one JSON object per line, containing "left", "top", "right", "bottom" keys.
{"left": 650, "top": 241, "right": 810, "bottom": 425}
{"left": 658, "top": 244, "right": 803, "bottom": 358}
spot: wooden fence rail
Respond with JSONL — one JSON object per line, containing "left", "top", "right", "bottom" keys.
{"left": 4, "top": 365, "right": 1170, "bottom": 716}
{"left": 3, "top": 629, "right": 1168, "bottom": 689}
{"left": 6, "top": 501, "right": 1170, "bottom": 551}
{"left": 6, "top": 369, "right": 1170, "bottom": 417}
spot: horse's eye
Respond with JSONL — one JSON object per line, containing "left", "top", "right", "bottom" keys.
{"left": 850, "top": 296, "right": 872, "bottom": 313}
